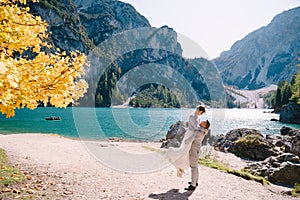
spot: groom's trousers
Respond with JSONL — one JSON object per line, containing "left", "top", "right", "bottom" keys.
{"left": 189, "top": 132, "right": 205, "bottom": 187}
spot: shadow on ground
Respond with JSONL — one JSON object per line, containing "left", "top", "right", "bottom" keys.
{"left": 149, "top": 188, "right": 194, "bottom": 200}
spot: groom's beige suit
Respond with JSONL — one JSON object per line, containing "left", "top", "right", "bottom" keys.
{"left": 188, "top": 114, "right": 206, "bottom": 187}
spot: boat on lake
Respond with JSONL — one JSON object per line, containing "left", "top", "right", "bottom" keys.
{"left": 45, "top": 116, "right": 61, "bottom": 120}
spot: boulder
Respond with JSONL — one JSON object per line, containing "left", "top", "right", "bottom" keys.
{"left": 246, "top": 153, "right": 300, "bottom": 186}
{"left": 280, "top": 126, "right": 299, "bottom": 136}
{"left": 266, "top": 134, "right": 283, "bottom": 143}
{"left": 165, "top": 121, "right": 188, "bottom": 141}
{"left": 291, "top": 133, "right": 300, "bottom": 157}
{"left": 279, "top": 102, "right": 300, "bottom": 124}
{"left": 275, "top": 153, "right": 300, "bottom": 162}
{"left": 215, "top": 127, "right": 300, "bottom": 186}
{"left": 280, "top": 127, "right": 300, "bottom": 157}
{"left": 266, "top": 133, "right": 292, "bottom": 153}
{"left": 230, "top": 135, "right": 278, "bottom": 160}
{"left": 161, "top": 121, "right": 187, "bottom": 148}
{"left": 268, "top": 162, "right": 300, "bottom": 186}
{"left": 214, "top": 128, "right": 279, "bottom": 160}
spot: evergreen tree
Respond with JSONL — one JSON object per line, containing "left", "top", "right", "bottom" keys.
{"left": 271, "top": 70, "right": 300, "bottom": 111}
{"left": 281, "top": 81, "right": 291, "bottom": 105}
{"left": 274, "top": 83, "right": 282, "bottom": 109}
{"left": 95, "top": 65, "right": 122, "bottom": 106}
{"left": 129, "top": 84, "right": 180, "bottom": 108}
{"left": 291, "top": 71, "right": 300, "bottom": 103}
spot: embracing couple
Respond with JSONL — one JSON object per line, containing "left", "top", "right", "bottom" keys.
{"left": 166, "top": 105, "right": 210, "bottom": 191}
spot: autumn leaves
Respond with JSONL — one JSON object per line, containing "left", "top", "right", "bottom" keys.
{"left": 0, "top": 0, "right": 88, "bottom": 117}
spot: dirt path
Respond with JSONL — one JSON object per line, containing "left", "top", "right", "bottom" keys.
{"left": 0, "top": 134, "right": 296, "bottom": 200}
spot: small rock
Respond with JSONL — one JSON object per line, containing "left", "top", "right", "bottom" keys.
{"left": 63, "top": 190, "right": 73, "bottom": 195}
{"left": 109, "top": 137, "right": 123, "bottom": 142}
{"left": 275, "top": 140, "right": 285, "bottom": 147}
{"left": 12, "top": 189, "right": 20, "bottom": 194}
{"left": 48, "top": 181, "right": 54, "bottom": 185}
{"left": 27, "top": 189, "right": 35, "bottom": 194}
{"left": 276, "top": 153, "right": 299, "bottom": 162}
{"left": 35, "top": 179, "right": 42, "bottom": 184}
{"left": 272, "top": 162, "right": 281, "bottom": 167}
{"left": 280, "top": 126, "right": 299, "bottom": 136}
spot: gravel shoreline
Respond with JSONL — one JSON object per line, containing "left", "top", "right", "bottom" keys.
{"left": 0, "top": 134, "right": 296, "bottom": 200}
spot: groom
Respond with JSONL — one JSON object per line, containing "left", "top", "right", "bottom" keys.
{"left": 185, "top": 119, "right": 210, "bottom": 191}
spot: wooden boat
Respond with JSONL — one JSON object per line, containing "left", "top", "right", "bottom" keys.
{"left": 45, "top": 116, "right": 61, "bottom": 120}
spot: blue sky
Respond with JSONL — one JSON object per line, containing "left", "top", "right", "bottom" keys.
{"left": 121, "top": 0, "right": 300, "bottom": 59}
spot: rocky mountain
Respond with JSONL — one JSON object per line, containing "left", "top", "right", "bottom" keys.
{"left": 29, "top": 0, "right": 151, "bottom": 53}
{"left": 214, "top": 6, "right": 300, "bottom": 89}
{"left": 28, "top": 0, "right": 226, "bottom": 107}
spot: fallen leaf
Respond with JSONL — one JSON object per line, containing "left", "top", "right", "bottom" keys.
{"left": 2, "top": 187, "right": 12, "bottom": 192}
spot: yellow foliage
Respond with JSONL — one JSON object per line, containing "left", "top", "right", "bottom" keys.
{"left": 0, "top": 0, "right": 88, "bottom": 117}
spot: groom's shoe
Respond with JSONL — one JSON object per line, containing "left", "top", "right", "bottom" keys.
{"left": 184, "top": 185, "right": 196, "bottom": 191}
{"left": 188, "top": 182, "right": 198, "bottom": 187}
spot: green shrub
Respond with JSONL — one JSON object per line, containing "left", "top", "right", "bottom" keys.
{"left": 291, "top": 183, "right": 300, "bottom": 197}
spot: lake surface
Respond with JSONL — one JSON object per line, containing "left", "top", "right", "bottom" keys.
{"left": 0, "top": 107, "right": 299, "bottom": 141}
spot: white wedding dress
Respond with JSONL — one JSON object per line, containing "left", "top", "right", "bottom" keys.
{"left": 165, "top": 129, "right": 199, "bottom": 177}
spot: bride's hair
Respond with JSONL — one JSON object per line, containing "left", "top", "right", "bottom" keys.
{"left": 196, "top": 105, "right": 206, "bottom": 113}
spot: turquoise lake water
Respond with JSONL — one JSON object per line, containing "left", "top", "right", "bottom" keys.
{"left": 0, "top": 107, "right": 299, "bottom": 141}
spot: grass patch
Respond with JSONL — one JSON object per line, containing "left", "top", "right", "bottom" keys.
{"left": 291, "top": 183, "right": 300, "bottom": 197}
{"left": 0, "top": 148, "right": 7, "bottom": 163}
{"left": 0, "top": 148, "right": 25, "bottom": 186}
{"left": 142, "top": 146, "right": 166, "bottom": 154}
{"left": 198, "top": 156, "right": 270, "bottom": 185}
{"left": 236, "top": 134, "right": 263, "bottom": 147}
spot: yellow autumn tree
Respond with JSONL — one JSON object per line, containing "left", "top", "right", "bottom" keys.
{"left": 0, "top": 0, "right": 88, "bottom": 117}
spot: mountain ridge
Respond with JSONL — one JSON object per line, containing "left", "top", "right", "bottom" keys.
{"left": 28, "top": 0, "right": 225, "bottom": 107}
{"left": 27, "top": 0, "right": 299, "bottom": 107}
{"left": 214, "top": 6, "right": 300, "bottom": 89}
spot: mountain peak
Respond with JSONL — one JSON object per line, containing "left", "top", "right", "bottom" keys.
{"left": 214, "top": 6, "right": 300, "bottom": 89}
